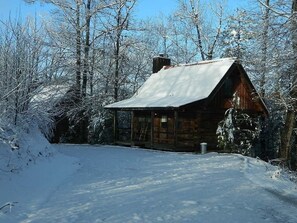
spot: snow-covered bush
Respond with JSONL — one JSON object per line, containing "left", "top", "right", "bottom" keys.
{"left": 217, "top": 108, "right": 261, "bottom": 156}
{"left": 0, "top": 121, "right": 55, "bottom": 173}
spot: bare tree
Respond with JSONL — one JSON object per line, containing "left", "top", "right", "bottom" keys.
{"left": 0, "top": 17, "right": 45, "bottom": 125}
{"left": 174, "top": 0, "right": 225, "bottom": 61}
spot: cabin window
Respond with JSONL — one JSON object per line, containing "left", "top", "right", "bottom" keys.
{"left": 161, "top": 115, "right": 168, "bottom": 128}
{"left": 224, "top": 78, "right": 233, "bottom": 98}
{"left": 138, "top": 116, "right": 151, "bottom": 127}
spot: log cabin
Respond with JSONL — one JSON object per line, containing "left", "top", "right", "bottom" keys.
{"left": 105, "top": 57, "right": 268, "bottom": 152}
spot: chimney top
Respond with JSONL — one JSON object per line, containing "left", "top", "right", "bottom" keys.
{"left": 158, "top": 53, "right": 168, "bottom": 58}
{"left": 153, "top": 54, "right": 171, "bottom": 73}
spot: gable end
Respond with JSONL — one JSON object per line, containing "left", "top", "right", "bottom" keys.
{"left": 206, "top": 62, "right": 268, "bottom": 116}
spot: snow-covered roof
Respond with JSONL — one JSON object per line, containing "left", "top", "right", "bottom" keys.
{"left": 105, "top": 58, "right": 236, "bottom": 109}
{"left": 30, "top": 84, "right": 71, "bottom": 110}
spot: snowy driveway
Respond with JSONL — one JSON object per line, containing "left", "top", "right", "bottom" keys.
{"left": 2, "top": 145, "right": 297, "bottom": 223}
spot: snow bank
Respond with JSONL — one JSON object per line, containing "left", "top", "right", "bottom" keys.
{"left": 0, "top": 123, "right": 55, "bottom": 173}
{"left": 242, "top": 155, "right": 297, "bottom": 204}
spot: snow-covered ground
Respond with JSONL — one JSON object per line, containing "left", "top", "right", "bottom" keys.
{"left": 1, "top": 144, "right": 297, "bottom": 223}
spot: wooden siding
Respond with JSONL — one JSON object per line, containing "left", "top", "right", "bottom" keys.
{"left": 129, "top": 110, "right": 226, "bottom": 152}
{"left": 209, "top": 71, "right": 266, "bottom": 114}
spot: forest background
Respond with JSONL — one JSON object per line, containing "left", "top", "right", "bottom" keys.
{"left": 0, "top": 0, "right": 296, "bottom": 168}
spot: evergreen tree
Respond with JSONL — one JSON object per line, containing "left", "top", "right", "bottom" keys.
{"left": 217, "top": 108, "right": 261, "bottom": 156}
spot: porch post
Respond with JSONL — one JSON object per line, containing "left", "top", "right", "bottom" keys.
{"left": 150, "top": 111, "right": 154, "bottom": 148}
{"left": 113, "top": 110, "right": 118, "bottom": 144}
{"left": 131, "top": 111, "right": 134, "bottom": 146}
{"left": 174, "top": 110, "right": 178, "bottom": 148}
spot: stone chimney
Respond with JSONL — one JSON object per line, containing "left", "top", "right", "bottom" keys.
{"left": 152, "top": 54, "right": 171, "bottom": 73}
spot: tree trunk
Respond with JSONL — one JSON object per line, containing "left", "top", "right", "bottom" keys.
{"left": 289, "top": 0, "right": 297, "bottom": 170}
{"left": 260, "top": 0, "right": 270, "bottom": 97}
{"left": 280, "top": 110, "right": 295, "bottom": 159}
{"left": 190, "top": 0, "right": 205, "bottom": 61}
{"left": 79, "top": 0, "right": 92, "bottom": 143}
{"left": 82, "top": 0, "right": 91, "bottom": 98}
{"left": 114, "top": 3, "right": 122, "bottom": 102}
{"left": 280, "top": 0, "right": 297, "bottom": 170}
{"left": 75, "top": 1, "right": 82, "bottom": 98}
{"left": 114, "top": 34, "right": 120, "bottom": 101}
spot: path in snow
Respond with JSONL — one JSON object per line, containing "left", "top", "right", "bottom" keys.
{"left": 3, "top": 145, "right": 297, "bottom": 223}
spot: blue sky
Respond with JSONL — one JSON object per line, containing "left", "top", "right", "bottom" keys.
{"left": 135, "top": 0, "right": 248, "bottom": 18}
{"left": 0, "top": 0, "right": 248, "bottom": 21}
{"left": 0, "top": 0, "right": 47, "bottom": 21}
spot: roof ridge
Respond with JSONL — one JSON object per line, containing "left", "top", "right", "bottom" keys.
{"left": 157, "top": 57, "right": 237, "bottom": 73}
{"left": 162, "top": 57, "right": 236, "bottom": 70}
{"left": 183, "top": 57, "right": 236, "bottom": 66}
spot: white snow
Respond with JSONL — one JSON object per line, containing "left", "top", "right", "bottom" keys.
{"left": 0, "top": 124, "right": 55, "bottom": 173}
{"left": 31, "top": 84, "right": 70, "bottom": 104}
{"left": 1, "top": 143, "right": 297, "bottom": 223}
{"left": 105, "top": 58, "right": 235, "bottom": 108}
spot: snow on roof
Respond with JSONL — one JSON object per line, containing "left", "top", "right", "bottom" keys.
{"left": 30, "top": 84, "right": 71, "bottom": 108}
{"left": 105, "top": 58, "right": 236, "bottom": 109}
